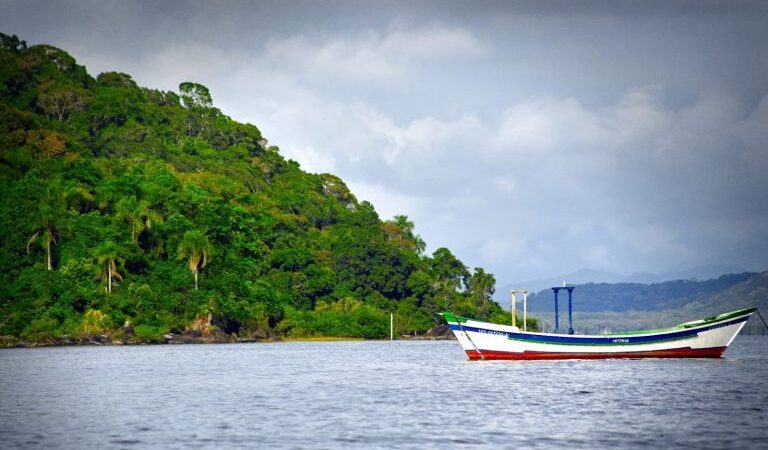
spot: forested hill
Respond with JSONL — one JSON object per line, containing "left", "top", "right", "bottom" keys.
{"left": 525, "top": 271, "right": 765, "bottom": 313}
{"left": 526, "top": 272, "right": 768, "bottom": 334}
{"left": 0, "top": 33, "right": 512, "bottom": 344}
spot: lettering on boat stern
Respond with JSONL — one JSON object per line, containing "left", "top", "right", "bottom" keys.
{"left": 612, "top": 338, "right": 629, "bottom": 343}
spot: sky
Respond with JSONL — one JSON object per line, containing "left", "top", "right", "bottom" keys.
{"left": 3, "top": 0, "right": 768, "bottom": 286}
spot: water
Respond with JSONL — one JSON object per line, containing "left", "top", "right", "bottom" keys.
{"left": 1, "top": 337, "right": 767, "bottom": 449}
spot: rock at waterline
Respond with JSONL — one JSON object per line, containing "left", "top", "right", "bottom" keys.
{"left": 426, "top": 324, "right": 456, "bottom": 339}
{"left": 182, "top": 329, "right": 202, "bottom": 338}
{"left": 401, "top": 324, "right": 456, "bottom": 340}
{"left": 122, "top": 325, "right": 135, "bottom": 338}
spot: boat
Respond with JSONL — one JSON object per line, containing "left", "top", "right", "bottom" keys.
{"left": 443, "top": 307, "right": 756, "bottom": 360}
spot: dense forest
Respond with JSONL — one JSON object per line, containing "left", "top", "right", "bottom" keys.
{"left": 0, "top": 33, "right": 528, "bottom": 345}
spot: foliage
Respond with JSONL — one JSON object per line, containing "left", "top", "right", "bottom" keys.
{"left": 94, "top": 240, "right": 123, "bottom": 293}
{"left": 132, "top": 324, "right": 167, "bottom": 343}
{"left": 81, "top": 308, "right": 108, "bottom": 334}
{"left": 177, "top": 229, "right": 211, "bottom": 290}
{"left": 0, "top": 33, "right": 513, "bottom": 342}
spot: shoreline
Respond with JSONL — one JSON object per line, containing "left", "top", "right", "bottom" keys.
{"left": 0, "top": 323, "right": 456, "bottom": 348}
{"left": 0, "top": 333, "right": 455, "bottom": 349}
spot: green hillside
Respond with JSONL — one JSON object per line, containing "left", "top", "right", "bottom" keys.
{"left": 526, "top": 272, "right": 757, "bottom": 312}
{"left": 530, "top": 272, "right": 768, "bottom": 334}
{"left": 0, "top": 33, "right": 514, "bottom": 345}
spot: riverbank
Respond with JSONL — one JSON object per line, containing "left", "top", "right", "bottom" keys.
{"left": 0, "top": 324, "right": 456, "bottom": 348}
{"left": 0, "top": 332, "right": 254, "bottom": 348}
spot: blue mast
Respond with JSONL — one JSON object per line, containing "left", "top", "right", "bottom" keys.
{"left": 551, "top": 285, "right": 576, "bottom": 334}
{"left": 567, "top": 286, "right": 575, "bottom": 335}
{"left": 551, "top": 287, "right": 561, "bottom": 333}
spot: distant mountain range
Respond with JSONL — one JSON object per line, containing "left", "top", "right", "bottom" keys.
{"left": 494, "top": 270, "right": 768, "bottom": 334}
{"left": 522, "top": 272, "right": 756, "bottom": 312}
{"left": 494, "top": 264, "right": 748, "bottom": 304}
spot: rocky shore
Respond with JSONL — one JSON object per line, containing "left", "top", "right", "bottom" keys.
{"left": 0, "top": 324, "right": 454, "bottom": 348}
{"left": 398, "top": 324, "right": 457, "bottom": 340}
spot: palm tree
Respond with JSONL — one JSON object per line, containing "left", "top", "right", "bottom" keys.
{"left": 412, "top": 234, "right": 426, "bottom": 255}
{"left": 115, "top": 196, "right": 141, "bottom": 243}
{"left": 95, "top": 181, "right": 119, "bottom": 211}
{"left": 178, "top": 230, "right": 212, "bottom": 290}
{"left": 27, "top": 223, "right": 57, "bottom": 271}
{"left": 139, "top": 199, "right": 163, "bottom": 234}
{"left": 65, "top": 182, "right": 94, "bottom": 212}
{"left": 27, "top": 179, "right": 93, "bottom": 270}
{"left": 393, "top": 214, "right": 414, "bottom": 235}
{"left": 95, "top": 241, "right": 123, "bottom": 293}
{"left": 389, "top": 214, "right": 426, "bottom": 255}
{"left": 27, "top": 191, "right": 68, "bottom": 270}
{"left": 115, "top": 196, "right": 163, "bottom": 243}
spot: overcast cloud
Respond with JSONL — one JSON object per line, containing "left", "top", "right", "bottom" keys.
{"left": 3, "top": 0, "right": 768, "bottom": 285}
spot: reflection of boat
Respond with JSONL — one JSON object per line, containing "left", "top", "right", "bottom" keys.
{"left": 442, "top": 308, "right": 756, "bottom": 360}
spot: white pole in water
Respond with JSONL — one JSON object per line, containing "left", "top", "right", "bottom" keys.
{"left": 390, "top": 313, "right": 393, "bottom": 341}
{"left": 511, "top": 290, "right": 517, "bottom": 327}
{"left": 522, "top": 289, "right": 528, "bottom": 331}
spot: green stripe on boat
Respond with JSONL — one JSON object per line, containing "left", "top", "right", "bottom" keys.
{"left": 605, "top": 307, "right": 757, "bottom": 336}
{"left": 508, "top": 334, "right": 694, "bottom": 346}
{"left": 679, "top": 307, "right": 757, "bottom": 328}
{"left": 441, "top": 312, "right": 468, "bottom": 324}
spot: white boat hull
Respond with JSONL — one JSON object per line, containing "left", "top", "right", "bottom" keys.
{"left": 444, "top": 308, "right": 754, "bottom": 360}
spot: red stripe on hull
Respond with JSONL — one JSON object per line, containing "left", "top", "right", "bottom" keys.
{"left": 465, "top": 347, "right": 727, "bottom": 360}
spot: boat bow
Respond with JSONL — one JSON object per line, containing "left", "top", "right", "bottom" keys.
{"left": 443, "top": 308, "right": 755, "bottom": 360}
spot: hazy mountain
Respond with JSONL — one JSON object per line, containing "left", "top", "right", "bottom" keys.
{"left": 547, "top": 273, "right": 768, "bottom": 335}
{"left": 626, "top": 264, "right": 749, "bottom": 284}
{"left": 502, "top": 271, "right": 768, "bottom": 335}
{"left": 523, "top": 273, "right": 756, "bottom": 312}
{"left": 494, "top": 264, "right": 748, "bottom": 306}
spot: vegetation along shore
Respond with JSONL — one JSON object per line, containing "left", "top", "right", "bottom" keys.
{"left": 0, "top": 33, "right": 533, "bottom": 347}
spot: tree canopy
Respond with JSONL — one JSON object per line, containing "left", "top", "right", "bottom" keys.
{"left": 0, "top": 33, "right": 514, "bottom": 343}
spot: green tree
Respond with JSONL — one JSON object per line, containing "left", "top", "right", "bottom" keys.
{"left": 0, "top": 33, "right": 27, "bottom": 53}
{"left": 179, "top": 82, "right": 212, "bottom": 109}
{"left": 178, "top": 229, "right": 212, "bottom": 290}
{"left": 95, "top": 241, "right": 123, "bottom": 293}
{"left": 430, "top": 247, "right": 469, "bottom": 291}
{"left": 0, "top": 38, "right": 524, "bottom": 343}
{"left": 467, "top": 267, "right": 496, "bottom": 314}
{"left": 37, "top": 87, "right": 89, "bottom": 121}
{"left": 27, "top": 190, "right": 68, "bottom": 271}
{"left": 385, "top": 214, "right": 426, "bottom": 254}
{"left": 115, "top": 195, "right": 162, "bottom": 243}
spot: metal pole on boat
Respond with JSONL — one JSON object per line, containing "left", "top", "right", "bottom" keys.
{"left": 567, "top": 286, "right": 575, "bottom": 335}
{"left": 522, "top": 290, "right": 528, "bottom": 331}
{"left": 510, "top": 290, "right": 517, "bottom": 327}
{"left": 551, "top": 287, "right": 561, "bottom": 333}
{"left": 390, "top": 313, "right": 393, "bottom": 341}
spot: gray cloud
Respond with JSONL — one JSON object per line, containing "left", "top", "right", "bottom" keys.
{"left": 3, "top": 0, "right": 768, "bottom": 283}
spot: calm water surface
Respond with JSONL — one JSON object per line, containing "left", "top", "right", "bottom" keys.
{"left": 1, "top": 337, "right": 767, "bottom": 449}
